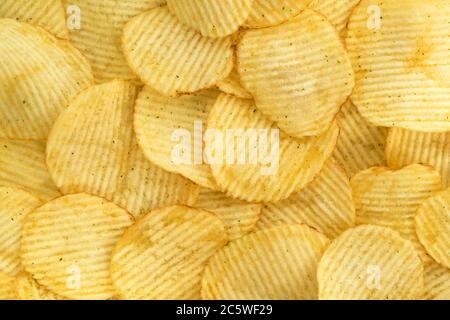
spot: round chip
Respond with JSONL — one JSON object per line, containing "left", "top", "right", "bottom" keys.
{"left": 167, "top": 0, "right": 254, "bottom": 38}
{"left": 122, "top": 6, "right": 234, "bottom": 96}
{"left": 216, "top": 67, "right": 252, "bottom": 99}
{"left": 111, "top": 205, "right": 227, "bottom": 300}
{"left": 318, "top": 225, "right": 424, "bottom": 300}
{"left": 21, "top": 193, "right": 134, "bottom": 300}
{"left": 0, "top": 19, "right": 93, "bottom": 140}
{"left": 14, "top": 272, "right": 63, "bottom": 300}
{"left": 255, "top": 159, "right": 355, "bottom": 239}
{"left": 423, "top": 257, "right": 450, "bottom": 300}
{"left": 202, "top": 224, "right": 330, "bottom": 300}
{"left": 238, "top": 9, "right": 354, "bottom": 138}
{"left": 0, "top": 272, "right": 15, "bottom": 300}
{"left": 308, "top": 0, "right": 361, "bottom": 34}
{"left": 346, "top": 0, "right": 450, "bottom": 131}
{"left": 206, "top": 93, "right": 339, "bottom": 203}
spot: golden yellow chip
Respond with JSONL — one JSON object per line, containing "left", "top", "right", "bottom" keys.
{"left": 333, "top": 100, "right": 388, "bottom": 177}
{"left": 255, "top": 159, "right": 355, "bottom": 239}
{"left": 415, "top": 189, "right": 450, "bottom": 269}
{"left": 134, "top": 86, "right": 220, "bottom": 189}
{"left": 386, "top": 128, "right": 450, "bottom": 188}
{"left": 195, "top": 188, "right": 262, "bottom": 240}
{"left": 0, "top": 272, "right": 15, "bottom": 300}
{"left": 206, "top": 93, "right": 339, "bottom": 203}
{"left": 46, "top": 80, "right": 200, "bottom": 218}
{"left": 111, "top": 205, "right": 227, "bottom": 300}
{"left": 0, "top": 19, "right": 93, "bottom": 140}
{"left": 202, "top": 224, "right": 330, "bottom": 300}
{"left": 0, "top": 0, "right": 68, "bottom": 39}
{"left": 21, "top": 193, "right": 133, "bottom": 300}
{"left": 318, "top": 225, "right": 424, "bottom": 300}
{"left": 167, "top": 0, "right": 254, "bottom": 38}
{"left": 0, "top": 139, "right": 61, "bottom": 201}
{"left": 423, "top": 257, "right": 450, "bottom": 300}
{"left": 122, "top": 6, "right": 234, "bottom": 96}
{"left": 346, "top": 0, "right": 450, "bottom": 131}
{"left": 238, "top": 9, "right": 354, "bottom": 138}
{"left": 216, "top": 67, "right": 252, "bottom": 99}
{"left": 308, "top": 0, "right": 361, "bottom": 34}
{"left": 14, "top": 272, "right": 64, "bottom": 300}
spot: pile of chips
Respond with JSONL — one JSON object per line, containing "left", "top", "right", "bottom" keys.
{"left": 0, "top": 0, "right": 449, "bottom": 300}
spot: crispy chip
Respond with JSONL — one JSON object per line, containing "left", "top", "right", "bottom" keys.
{"left": 0, "top": 272, "right": 15, "bottom": 300}
{"left": 206, "top": 94, "right": 339, "bottom": 203}
{"left": 14, "top": 272, "right": 63, "bottom": 300}
{"left": 333, "top": 100, "right": 388, "bottom": 177}
{"left": 308, "top": 0, "right": 361, "bottom": 34}
{"left": 255, "top": 159, "right": 355, "bottom": 239}
{"left": 46, "top": 80, "right": 200, "bottom": 218}
{"left": 111, "top": 205, "right": 227, "bottom": 300}
{"left": 424, "top": 257, "right": 450, "bottom": 300}
{"left": 346, "top": 0, "right": 450, "bottom": 131}
{"left": 216, "top": 67, "right": 252, "bottom": 99}
{"left": 0, "top": 19, "right": 93, "bottom": 140}
{"left": 245, "top": 0, "right": 311, "bottom": 28}
{"left": 21, "top": 193, "right": 133, "bottom": 300}
{"left": 318, "top": 225, "right": 424, "bottom": 300}
{"left": 122, "top": 7, "right": 234, "bottom": 96}
{"left": 167, "top": 0, "right": 254, "bottom": 38}
{"left": 202, "top": 224, "right": 330, "bottom": 299}
{"left": 238, "top": 9, "right": 354, "bottom": 138}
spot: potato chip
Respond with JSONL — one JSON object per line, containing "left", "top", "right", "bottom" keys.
{"left": 0, "top": 139, "right": 61, "bottom": 201}
{"left": 0, "top": 19, "right": 93, "bottom": 140}
{"left": 47, "top": 80, "right": 200, "bottom": 218}
{"left": 134, "top": 86, "right": 220, "bottom": 189}
{"left": 195, "top": 188, "right": 262, "bottom": 240}
{"left": 423, "top": 257, "right": 450, "bottom": 300}
{"left": 415, "top": 189, "right": 450, "bottom": 269}
{"left": 167, "top": 0, "right": 254, "bottom": 38}
{"left": 206, "top": 93, "right": 339, "bottom": 203}
{"left": 333, "top": 100, "right": 388, "bottom": 177}
{"left": 386, "top": 128, "right": 450, "bottom": 188}
{"left": 202, "top": 224, "right": 330, "bottom": 300}
{"left": 21, "top": 193, "right": 133, "bottom": 300}
{"left": 14, "top": 272, "right": 63, "bottom": 300}
{"left": 0, "top": 272, "right": 15, "bottom": 300}
{"left": 346, "top": 0, "right": 450, "bottom": 131}
{"left": 0, "top": 0, "right": 68, "bottom": 39}
{"left": 255, "top": 159, "right": 355, "bottom": 239}
{"left": 216, "top": 67, "right": 252, "bottom": 99}
{"left": 318, "top": 225, "right": 424, "bottom": 300}
{"left": 238, "top": 9, "right": 354, "bottom": 138}
{"left": 308, "top": 0, "right": 361, "bottom": 34}
{"left": 111, "top": 205, "right": 227, "bottom": 300}
{"left": 0, "top": 187, "right": 41, "bottom": 276}
{"left": 122, "top": 6, "right": 234, "bottom": 96}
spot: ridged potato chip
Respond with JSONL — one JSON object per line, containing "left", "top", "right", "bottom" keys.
{"left": 21, "top": 193, "right": 133, "bottom": 300}
{"left": 14, "top": 272, "right": 63, "bottom": 300}
{"left": 202, "top": 224, "right": 330, "bottom": 300}
{"left": 346, "top": 0, "right": 450, "bottom": 131}
{"left": 333, "top": 100, "right": 387, "bottom": 177}
{"left": 206, "top": 93, "right": 339, "bottom": 203}
{"left": 47, "top": 80, "right": 199, "bottom": 218}
{"left": 216, "top": 67, "right": 252, "bottom": 99}
{"left": 0, "top": 272, "right": 15, "bottom": 300}
{"left": 309, "top": 0, "right": 361, "bottom": 34}
{"left": 0, "top": 19, "right": 93, "bottom": 140}
{"left": 255, "top": 159, "right": 355, "bottom": 239}
{"left": 318, "top": 225, "right": 424, "bottom": 300}
{"left": 111, "top": 205, "right": 227, "bottom": 300}
{"left": 424, "top": 258, "right": 450, "bottom": 300}
{"left": 122, "top": 6, "right": 234, "bottom": 96}
{"left": 238, "top": 9, "right": 354, "bottom": 138}
{"left": 167, "top": 0, "right": 254, "bottom": 38}
{"left": 245, "top": 0, "right": 311, "bottom": 28}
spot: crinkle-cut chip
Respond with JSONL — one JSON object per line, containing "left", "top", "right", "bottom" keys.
{"left": 202, "top": 224, "right": 330, "bottom": 300}
{"left": 318, "top": 225, "right": 424, "bottom": 300}
{"left": 255, "top": 159, "right": 355, "bottom": 239}
{"left": 0, "top": 0, "right": 68, "bottom": 39}
{"left": 195, "top": 188, "right": 262, "bottom": 240}
{"left": 308, "top": 0, "right": 361, "bottom": 34}
{"left": 134, "top": 86, "right": 220, "bottom": 189}
{"left": 46, "top": 80, "right": 199, "bottom": 219}
{"left": 386, "top": 128, "right": 450, "bottom": 188}
{"left": 14, "top": 272, "right": 64, "bottom": 300}
{"left": 333, "top": 100, "right": 387, "bottom": 177}
{"left": 206, "top": 94, "right": 339, "bottom": 203}
{"left": 21, "top": 193, "right": 133, "bottom": 300}
{"left": 415, "top": 189, "right": 450, "bottom": 269}
{"left": 122, "top": 7, "right": 234, "bottom": 96}
{"left": 0, "top": 139, "right": 61, "bottom": 201}
{"left": 244, "top": 0, "right": 311, "bottom": 28}
{"left": 216, "top": 67, "right": 252, "bottom": 99}
{"left": 0, "top": 272, "right": 15, "bottom": 299}
{"left": 238, "top": 9, "right": 354, "bottom": 138}
{"left": 63, "top": 0, "right": 165, "bottom": 83}
{"left": 167, "top": 0, "right": 254, "bottom": 38}
{"left": 0, "top": 19, "right": 93, "bottom": 140}
{"left": 111, "top": 205, "right": 227, "bottom": 300}
{"left": 423, "top": 257, "right": 450, "bottom": 300}
{"left": 346, "top": 0, "right": 450, "bottom": 131}
{"left": 0, "top": 187, "right": 41, "bottom": 277}
{"left": 350, "top": 165, "right": 443, "bottom": 255}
